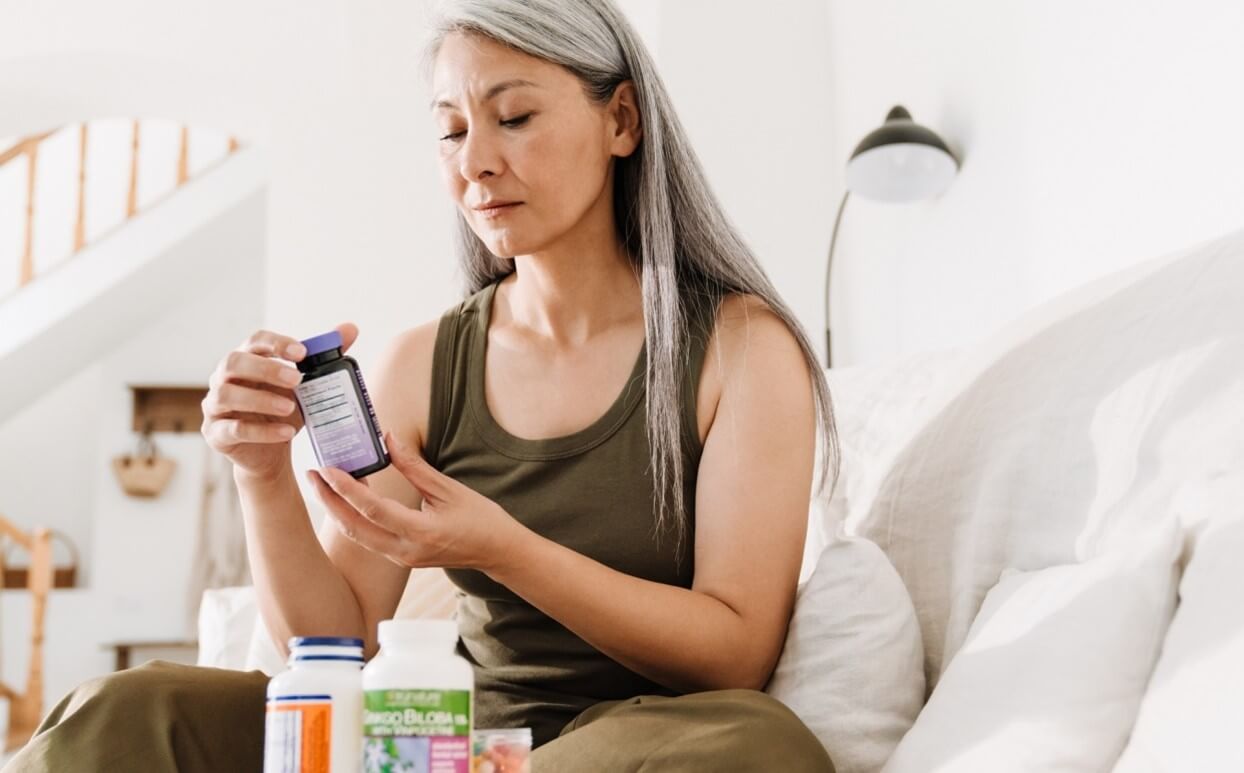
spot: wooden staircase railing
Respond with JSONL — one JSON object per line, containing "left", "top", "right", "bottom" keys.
{"left": 0, "top": 121, "right": 241, "bottom": 297}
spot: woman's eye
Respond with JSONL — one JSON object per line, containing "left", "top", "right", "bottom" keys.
{"left": 439, "top": 114, "right": 532, "bottom": 143}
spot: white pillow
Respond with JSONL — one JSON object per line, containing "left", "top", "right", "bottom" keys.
{"left": 882, "top": 519, "right": 1182, "bottom": 773}
{"left": 799, "top": 350, "right": 959, "bottom": 585}
{"left": 1113, "top": 471, "right": 1244, "bottom": 773}
{"left": 767, "top": 527, "right": 925, "bottom": 773}
{"left": 195, "top": 585, "right": 259, "bottom": 669}
{"left": 818, "top": 349, "right": 960, "bottom": 537}
{"left": 245, "top": 613, "right": 288, "bottom": 675}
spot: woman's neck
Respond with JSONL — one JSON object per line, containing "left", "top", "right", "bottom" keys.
{"left": 499, "top": 246, "right": 643, "bottom": 348}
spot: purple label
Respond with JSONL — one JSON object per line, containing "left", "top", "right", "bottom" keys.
{"left": 295, "top": 369, "right": 379, "bottom": 473}
{"left": 361, "top": 736, "right": 468, "bottom": 773}
{"left": 429, "top": 737, "right": 470, "bottom": 772}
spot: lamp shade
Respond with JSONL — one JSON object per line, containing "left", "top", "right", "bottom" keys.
{"left": 845, "top": 105, "right": 958, "bottom": 202}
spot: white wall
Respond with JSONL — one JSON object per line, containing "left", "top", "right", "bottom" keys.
{"left": 824, "top": 0, "right": 1244, "bottom": 364}
{"left": 0, "top": 366, "right": 101, "bottom": 581}
{"left": 88, "top": 275, "right": 265, "bottom": 642}
{"left": 658, "top": 1, "right": 834, "bottom": 368}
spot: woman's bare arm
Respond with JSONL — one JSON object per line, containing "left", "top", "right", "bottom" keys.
{"left": 240, "top": 322, "right": 438, "bottom": 659}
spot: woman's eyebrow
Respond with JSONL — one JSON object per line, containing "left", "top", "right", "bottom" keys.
{"left": 431, "top": 78, "right": 541, "bottom": 111}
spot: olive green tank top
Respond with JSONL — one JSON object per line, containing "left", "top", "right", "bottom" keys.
{"left": 423, "top": 278, "right": 719, "bottom": 748}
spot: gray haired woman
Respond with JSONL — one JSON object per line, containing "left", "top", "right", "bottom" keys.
{"left": 8, "top": 1, "right": 839, "bottom": 770}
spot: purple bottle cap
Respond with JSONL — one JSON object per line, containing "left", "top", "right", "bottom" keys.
{"left": 301, "top": 330, "right": 343, "bottom": 356}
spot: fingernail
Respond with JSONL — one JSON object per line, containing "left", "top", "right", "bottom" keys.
{"left": 286, "top": 343, "right": 306, "bottom": 359}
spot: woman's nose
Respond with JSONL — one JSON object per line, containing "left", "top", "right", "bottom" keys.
{"left": 458, "top": 129, "right": 503, "bottom": 181}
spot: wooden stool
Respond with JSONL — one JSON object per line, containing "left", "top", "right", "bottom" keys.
{"left": 0, "top": 516, "right": 53, "bottom": 752}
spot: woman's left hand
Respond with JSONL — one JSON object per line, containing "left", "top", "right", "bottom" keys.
{"left": 306, "top": 430, "right": 522, "bottom": 572}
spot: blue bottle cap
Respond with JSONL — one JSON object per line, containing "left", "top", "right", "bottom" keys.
{"left": 288, "top": 636, "right": 364, "bottom": 649}
{"left": 301, "top": 330, "right": 343, "bottom": 356}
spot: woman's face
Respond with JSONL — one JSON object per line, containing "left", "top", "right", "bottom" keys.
{"left": 430, "top": 32, "right": 641, "bottom": 259}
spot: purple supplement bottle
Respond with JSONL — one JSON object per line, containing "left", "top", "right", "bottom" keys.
{"left": 293, "top": 330, "right": 391, "bottom": 479}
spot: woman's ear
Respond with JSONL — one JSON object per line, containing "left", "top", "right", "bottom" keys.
{"left": 609, "top": 80, "right": 643, "bottom": 158}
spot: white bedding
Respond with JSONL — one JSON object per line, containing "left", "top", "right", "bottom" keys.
{"left": 848, "top": 226, "right": 1244, "bottom": 695}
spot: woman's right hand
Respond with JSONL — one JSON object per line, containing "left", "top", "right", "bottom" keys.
{"left": 201, "top": 324, "right": 359, "bottom": 482}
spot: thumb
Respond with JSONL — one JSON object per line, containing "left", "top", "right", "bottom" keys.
{"left": 336, "top": 322, "right": 360, "bottom": 354}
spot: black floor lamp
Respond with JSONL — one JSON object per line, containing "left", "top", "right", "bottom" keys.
{"left": 824, "top": 105, "right": 960, "bottom": 367}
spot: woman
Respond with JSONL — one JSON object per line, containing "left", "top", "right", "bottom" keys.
{"left": 7, "top": 1, "right": 840, "bottom": 770}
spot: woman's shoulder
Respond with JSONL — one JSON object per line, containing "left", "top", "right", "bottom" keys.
{"left": 394, "top": 281, "right": 496, "bottom": 353}
{"left": 687, "top": 291, "right": 815, "bottom": 468}
{"left": 702, "top": 291, "right": 810, "bottom": 391}
{"left": 368, "top": 289, "right": 472, "bottom": 445}
{"left": 365, "top": 318, "right": 440, "bottom": 456}
{"left": 344, "top": 279, "right": 496, "bottom": 459}
{"left": 386, "top": 281, "right": 500, "bottom": 370}
{"left": 710, "top": 292, "right": 796, "bottom": 348}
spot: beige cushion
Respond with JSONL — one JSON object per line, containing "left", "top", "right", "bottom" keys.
{"left": 244, "top": 568, "right": 458, "bottom": 674}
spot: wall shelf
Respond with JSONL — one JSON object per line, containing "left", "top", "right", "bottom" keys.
{"left": 128, "top": 384, "right": 208, "bottom": 434}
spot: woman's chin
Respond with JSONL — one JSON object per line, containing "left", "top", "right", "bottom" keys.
{"left": 479, "top": 233, "right": 536, "bottom": 260}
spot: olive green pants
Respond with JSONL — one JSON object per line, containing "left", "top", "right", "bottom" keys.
{"left": 3, "top": 660, "right": 834, "bottom": 772}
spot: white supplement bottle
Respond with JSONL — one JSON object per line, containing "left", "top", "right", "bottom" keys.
{"left": 264, "top": 636, "right": 364, "bottom": 773}
{"left": 362, "top": 619, "right": 474, "bottom": 773}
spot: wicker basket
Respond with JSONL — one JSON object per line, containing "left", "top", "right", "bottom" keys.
{"left": 111, "top": 433, "right": 177, "bottom": 498}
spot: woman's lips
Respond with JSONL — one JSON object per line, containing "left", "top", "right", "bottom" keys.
{"left": 477, "top": 202, "right": 522, "bottom": 218}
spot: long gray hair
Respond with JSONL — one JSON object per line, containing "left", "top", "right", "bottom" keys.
{"left": 419, "top": 0, "right": 839, "bottom": 552}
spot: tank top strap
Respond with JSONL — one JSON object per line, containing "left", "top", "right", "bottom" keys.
{"left": 423, "top": 287, "right": 491, "bottom": 467}
{"left": 678, "top": 290, "right": 724, "bottom": 460}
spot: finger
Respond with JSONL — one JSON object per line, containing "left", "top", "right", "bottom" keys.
{"left": 318, "top": 466, "right": 414, "bottom": 537}
{"left": 241, "top": 329, "right": 308, "bottom": 362}
{"left": 215, "top": 349, "right": 305, "bottom": 392}
{"left": 306, "top": 470, "right": 405, "bottom": 554}
{"left": 207, "top": 418, "right": 295, "bottom": 446}
{"left": 203, "top": 383, "right": 298, "bottom": 420}
{"left": 384, "top": 430, "right": 451, "bottom": 503}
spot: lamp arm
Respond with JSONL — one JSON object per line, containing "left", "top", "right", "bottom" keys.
{"left": 823, "top": 189, "right": 851, "bottom": 368}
